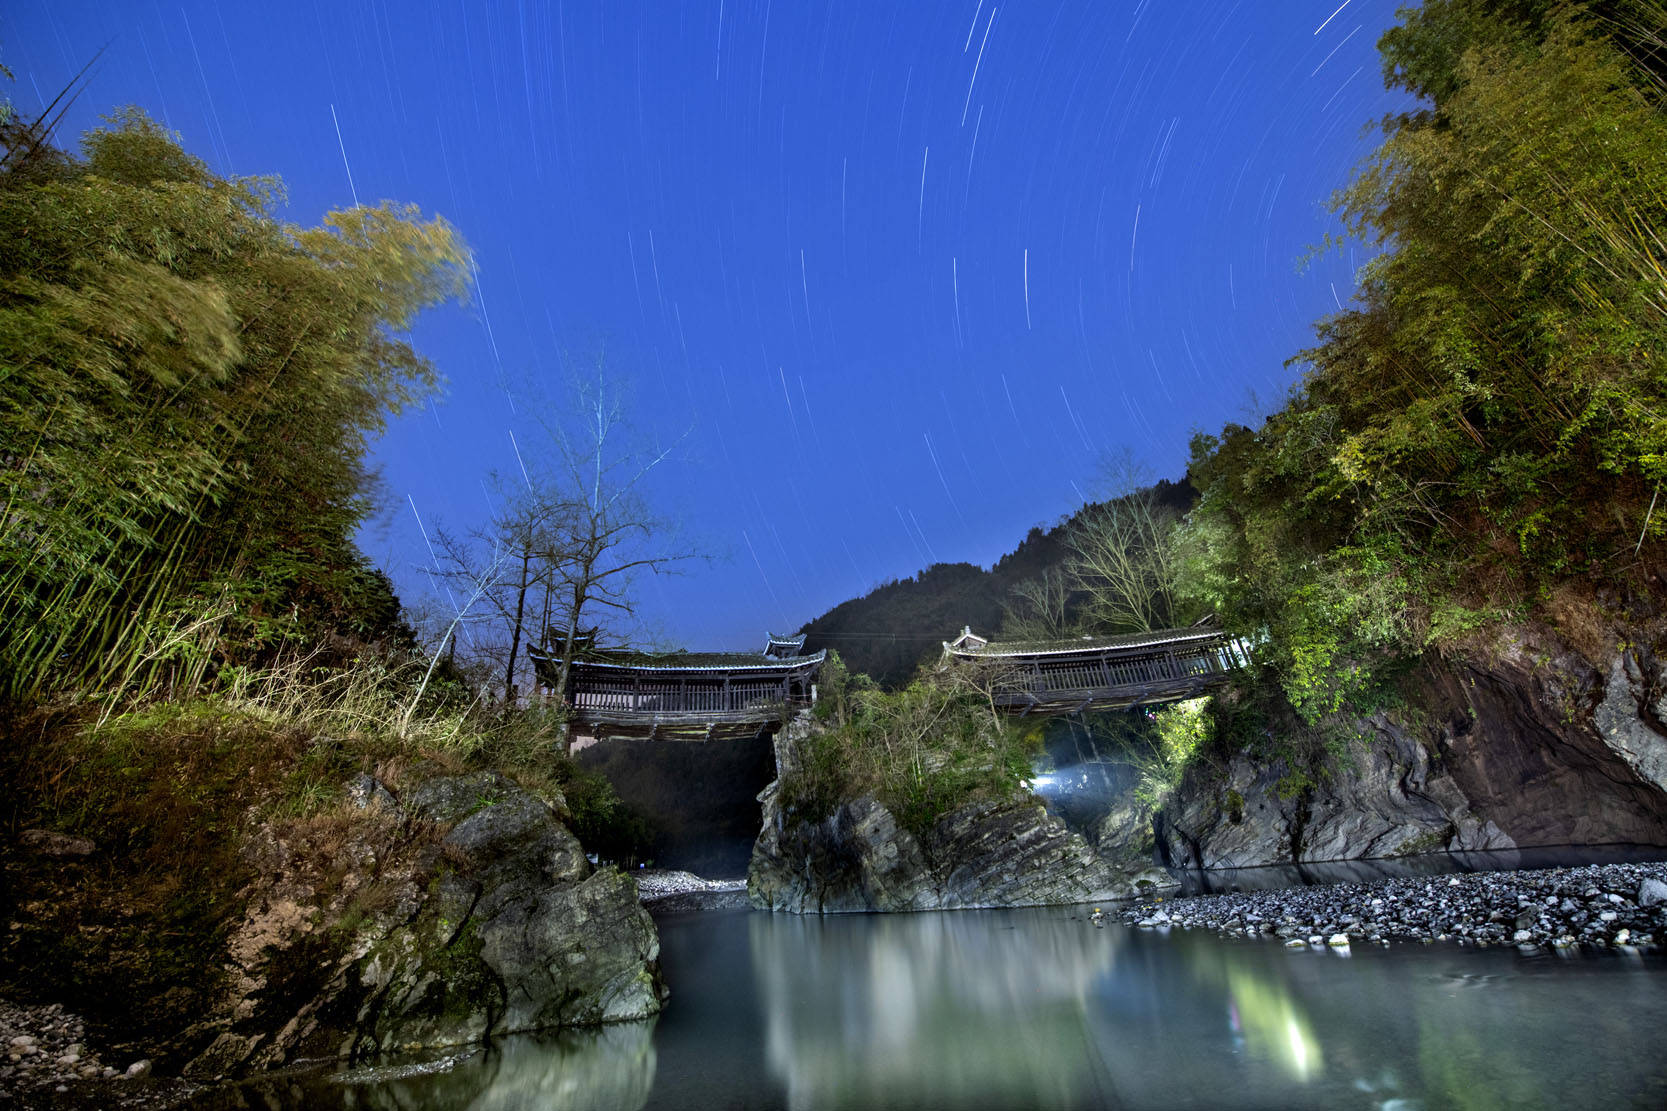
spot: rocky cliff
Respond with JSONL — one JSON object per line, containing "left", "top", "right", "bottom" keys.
{"left": 747, "top": 715, "right": 1173, "bottom": 911}
{"left": 184, "top": 768, "right": 665, "bottom": 1076}
{"left": 1159, "top": 624, "right": 1667, "bottom": 870}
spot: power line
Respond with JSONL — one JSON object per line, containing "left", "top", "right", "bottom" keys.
{"left": 803, "top": 630, "right": 972, "bottom": 642}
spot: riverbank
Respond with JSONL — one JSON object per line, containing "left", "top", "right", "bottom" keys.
{"left": 635, "top": 869, "right": 749, "bottom": 913}
{"left": 0, "top": 998, "right": 195, "bottom": 1109}
{"left": 1120, "top": 861, "right": 1667, "bottom": 950}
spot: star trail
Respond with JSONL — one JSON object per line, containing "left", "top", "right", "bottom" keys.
{"left": 3, "top": 1, "right": 1411, "bottom": 649}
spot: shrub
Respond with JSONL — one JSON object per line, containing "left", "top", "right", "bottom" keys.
{"left": 782, "top": 661, "right": 1042, "bottom": 838}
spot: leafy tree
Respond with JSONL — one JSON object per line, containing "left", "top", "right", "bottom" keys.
{"left": 1178, "top": 0, "right": 1667, "bottom": 719}
{"left": 0, "top": 107, "right": 467, "bottom": 703}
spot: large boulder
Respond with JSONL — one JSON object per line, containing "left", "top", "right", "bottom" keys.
{"left": 1092, "top": 795, "right": 1181, "bottom": 896}
{"left": 748, "top": 715, "right": 1149, "bottom": 912}
{"left": 1158, "top": 624, "right": 1667, "bottom": 870}
{"left": 1156, "top": 728, "right": 1505, "bottom": 871}
{"left": 749, "top": 791, "right": 1134, "bottom": 912}
{"left": 184, "top": 770, "right": 665, "bottom": 1075}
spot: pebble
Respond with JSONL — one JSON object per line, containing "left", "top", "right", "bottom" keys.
{"left": 634, "top": 868, "right": 750, "bottom": 912}
{"left": 0, "top": 998, "right": 105, "bottom": 1101}
{"left": 1118, "top": 862, "right": 1667, "bottom": 953}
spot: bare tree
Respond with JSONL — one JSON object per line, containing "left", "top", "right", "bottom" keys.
{"left": 433, "top": 485, "right": 570, "bottom": 703}
{"left": 401, "top": 538, "right": 507, "bottom": 736}
{"left": 532, "top": 363, "right": 700, "bottom": 746}
{"left": 1001, "top": 566, "right": 1076, "bottom": 641}
{"left": 1066, "top": 489, "right": 1187, "bottom": 632}
{"left": 1060, "top": 452, "right": 1198, "bottom": 634}
{"left": 427, "top": 359, "right": 699, "bottom": 724}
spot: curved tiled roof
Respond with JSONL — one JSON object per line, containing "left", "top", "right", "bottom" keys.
{"left": 568, "top": 649, "right": 827, "bottom": 673}
{"left": 944, "top": 627, "right": 1226, "bottom": 659}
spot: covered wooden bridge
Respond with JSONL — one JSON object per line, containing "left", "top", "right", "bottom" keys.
{"left": 942, "top": 623, "right": 1250, "bottom": 716}
{"left": 529, "top": 633, "right": 824, "bottom": 742}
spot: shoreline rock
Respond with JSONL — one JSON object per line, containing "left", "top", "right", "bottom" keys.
{"left": 0, "top": 999, "right": 115, "bottom": 1100}
{"left": 1159, "top": 630, "right": 1667, "bottom": 873}
{"left": 1119, "top": 861, "right": 1667, "bottom": 952}
{"left": 747, "top": 713, "right": 1177, "bottom": 912}
{"left": 181, "top": 769, "right": 667, "bottom": 1076}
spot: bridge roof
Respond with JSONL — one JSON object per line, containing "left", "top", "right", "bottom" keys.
{"left": 945, "top": 626, "right": 1226, "bottom": 660}
{"left": 568, "top": 648, "right": 827, "bottom": 674}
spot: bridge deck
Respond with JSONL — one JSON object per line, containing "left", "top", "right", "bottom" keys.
{"left": 532, "top": 646, "right": 825, "bottom": 741}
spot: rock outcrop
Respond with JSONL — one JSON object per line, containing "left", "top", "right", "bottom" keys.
{"left": 1091, "top": 794, "right": 1180, "bottom": 893}
{"left": 1159, "top": 625, "right": 1667, "bottom": 870}
{"left": 748, "top": 715, "right": 1166, "bottom": 912}
{"left": 183, "top": 769, "right": 665, "bottom": 1075}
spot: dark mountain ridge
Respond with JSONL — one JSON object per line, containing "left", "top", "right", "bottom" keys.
{"left": 801, "top": 478, "right": 1194, "bottom": 686}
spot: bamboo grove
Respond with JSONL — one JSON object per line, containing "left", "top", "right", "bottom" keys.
{"left": 0, "top": 106, "right": 468, "bottom": 704}
{"left": 1177, "top": 0, "right": 1667, "bottom": 719}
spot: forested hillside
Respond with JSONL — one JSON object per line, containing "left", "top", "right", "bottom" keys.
{"left": 801, "top": 479, "right": 1193, "bottom": 686}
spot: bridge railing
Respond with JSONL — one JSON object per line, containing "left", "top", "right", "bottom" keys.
{"left": 972, "top": 630, "right": 1249, "bottom": 713}
{"left": 571, "top": 677, "right": 798, "bottom": 718}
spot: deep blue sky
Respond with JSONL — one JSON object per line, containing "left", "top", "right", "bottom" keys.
{"left": 5, "top": 1, "right": 1411, "bottom": 651}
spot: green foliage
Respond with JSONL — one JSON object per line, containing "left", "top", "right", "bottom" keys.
{"left": 550, "top": 760, "right": 653, "bottom": 865}
{"left": 0, "top": 107, "right": 467, "bottom": 705}
{"left": 782, "top": 661, "right": 1041, "bottom": 838}
{"left": 1132, "top": 697, "right": 1215, "bottom": 808}
{"left": 1179, "top": 0, "right": 1667, "bottom": 718}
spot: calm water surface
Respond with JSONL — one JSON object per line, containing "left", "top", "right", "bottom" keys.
{"left": 217, "top": 905, "right": 1667, "bottom": 1110}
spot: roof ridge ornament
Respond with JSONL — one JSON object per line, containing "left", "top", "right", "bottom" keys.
{"left": 763, "top": 631, "right": 808, "bottom": 658}
{"left": 943, "top": 625, "right": 990, "bottom": 654}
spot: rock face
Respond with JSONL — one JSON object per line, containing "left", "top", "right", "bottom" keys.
{"left": 184, "top": 770, "right": 665, "bottom": 1075}
{"left": 1160, "top": 626, "right": 1667, "bottom": 870}
{"left": 749, "top": 793, "right": 1141, "bottom": 912}
{"left": 748, "top": 715, "right": 1159, "bottom": 912}
{"left": 1092, "top": 795, "right": 1180, "bottom": 894}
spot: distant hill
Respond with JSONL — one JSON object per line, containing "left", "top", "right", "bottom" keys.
{"left": 802, "top": 479, "right": 1194, "bottom": 687}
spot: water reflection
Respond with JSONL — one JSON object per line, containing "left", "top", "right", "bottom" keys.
{"left": 204, "top": 1019, "right": 656, "bottom": 1111}
{"left": 750, "top": 911, "right": 1120, "bottom": 1109}
{"left": 745, "top": 909, "right": 1667, "bottom": 1110}
{"left": 1152, "top": 933, "right": 1330, "bottom": 1088}
{"left": 198, "top": 908, "right": 1667, "bottom": 1110}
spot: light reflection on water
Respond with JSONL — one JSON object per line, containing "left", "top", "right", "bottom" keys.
{"left": 750, "top": 911, "right": 1117, "bottom": 1109}
{"left": 203, "top": 907, "right": 1667, "bottom": 1110}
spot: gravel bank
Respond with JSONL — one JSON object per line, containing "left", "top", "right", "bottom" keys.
{"left": 0, "top": 998, "right": 173, "bottom": 1107}
{"left": 634, "top": 868, "right": 749, "bottom": 912}
{"left": 1120, "top": 861, "right": 1667, "bottom": 951}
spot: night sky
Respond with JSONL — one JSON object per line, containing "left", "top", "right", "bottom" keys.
{"left": 4, "top": 1, "right": 1412, "bottom": 651}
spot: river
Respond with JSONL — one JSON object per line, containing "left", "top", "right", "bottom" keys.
{"left": 204, "top": 902, "right": 1667, "bottom": 1110}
